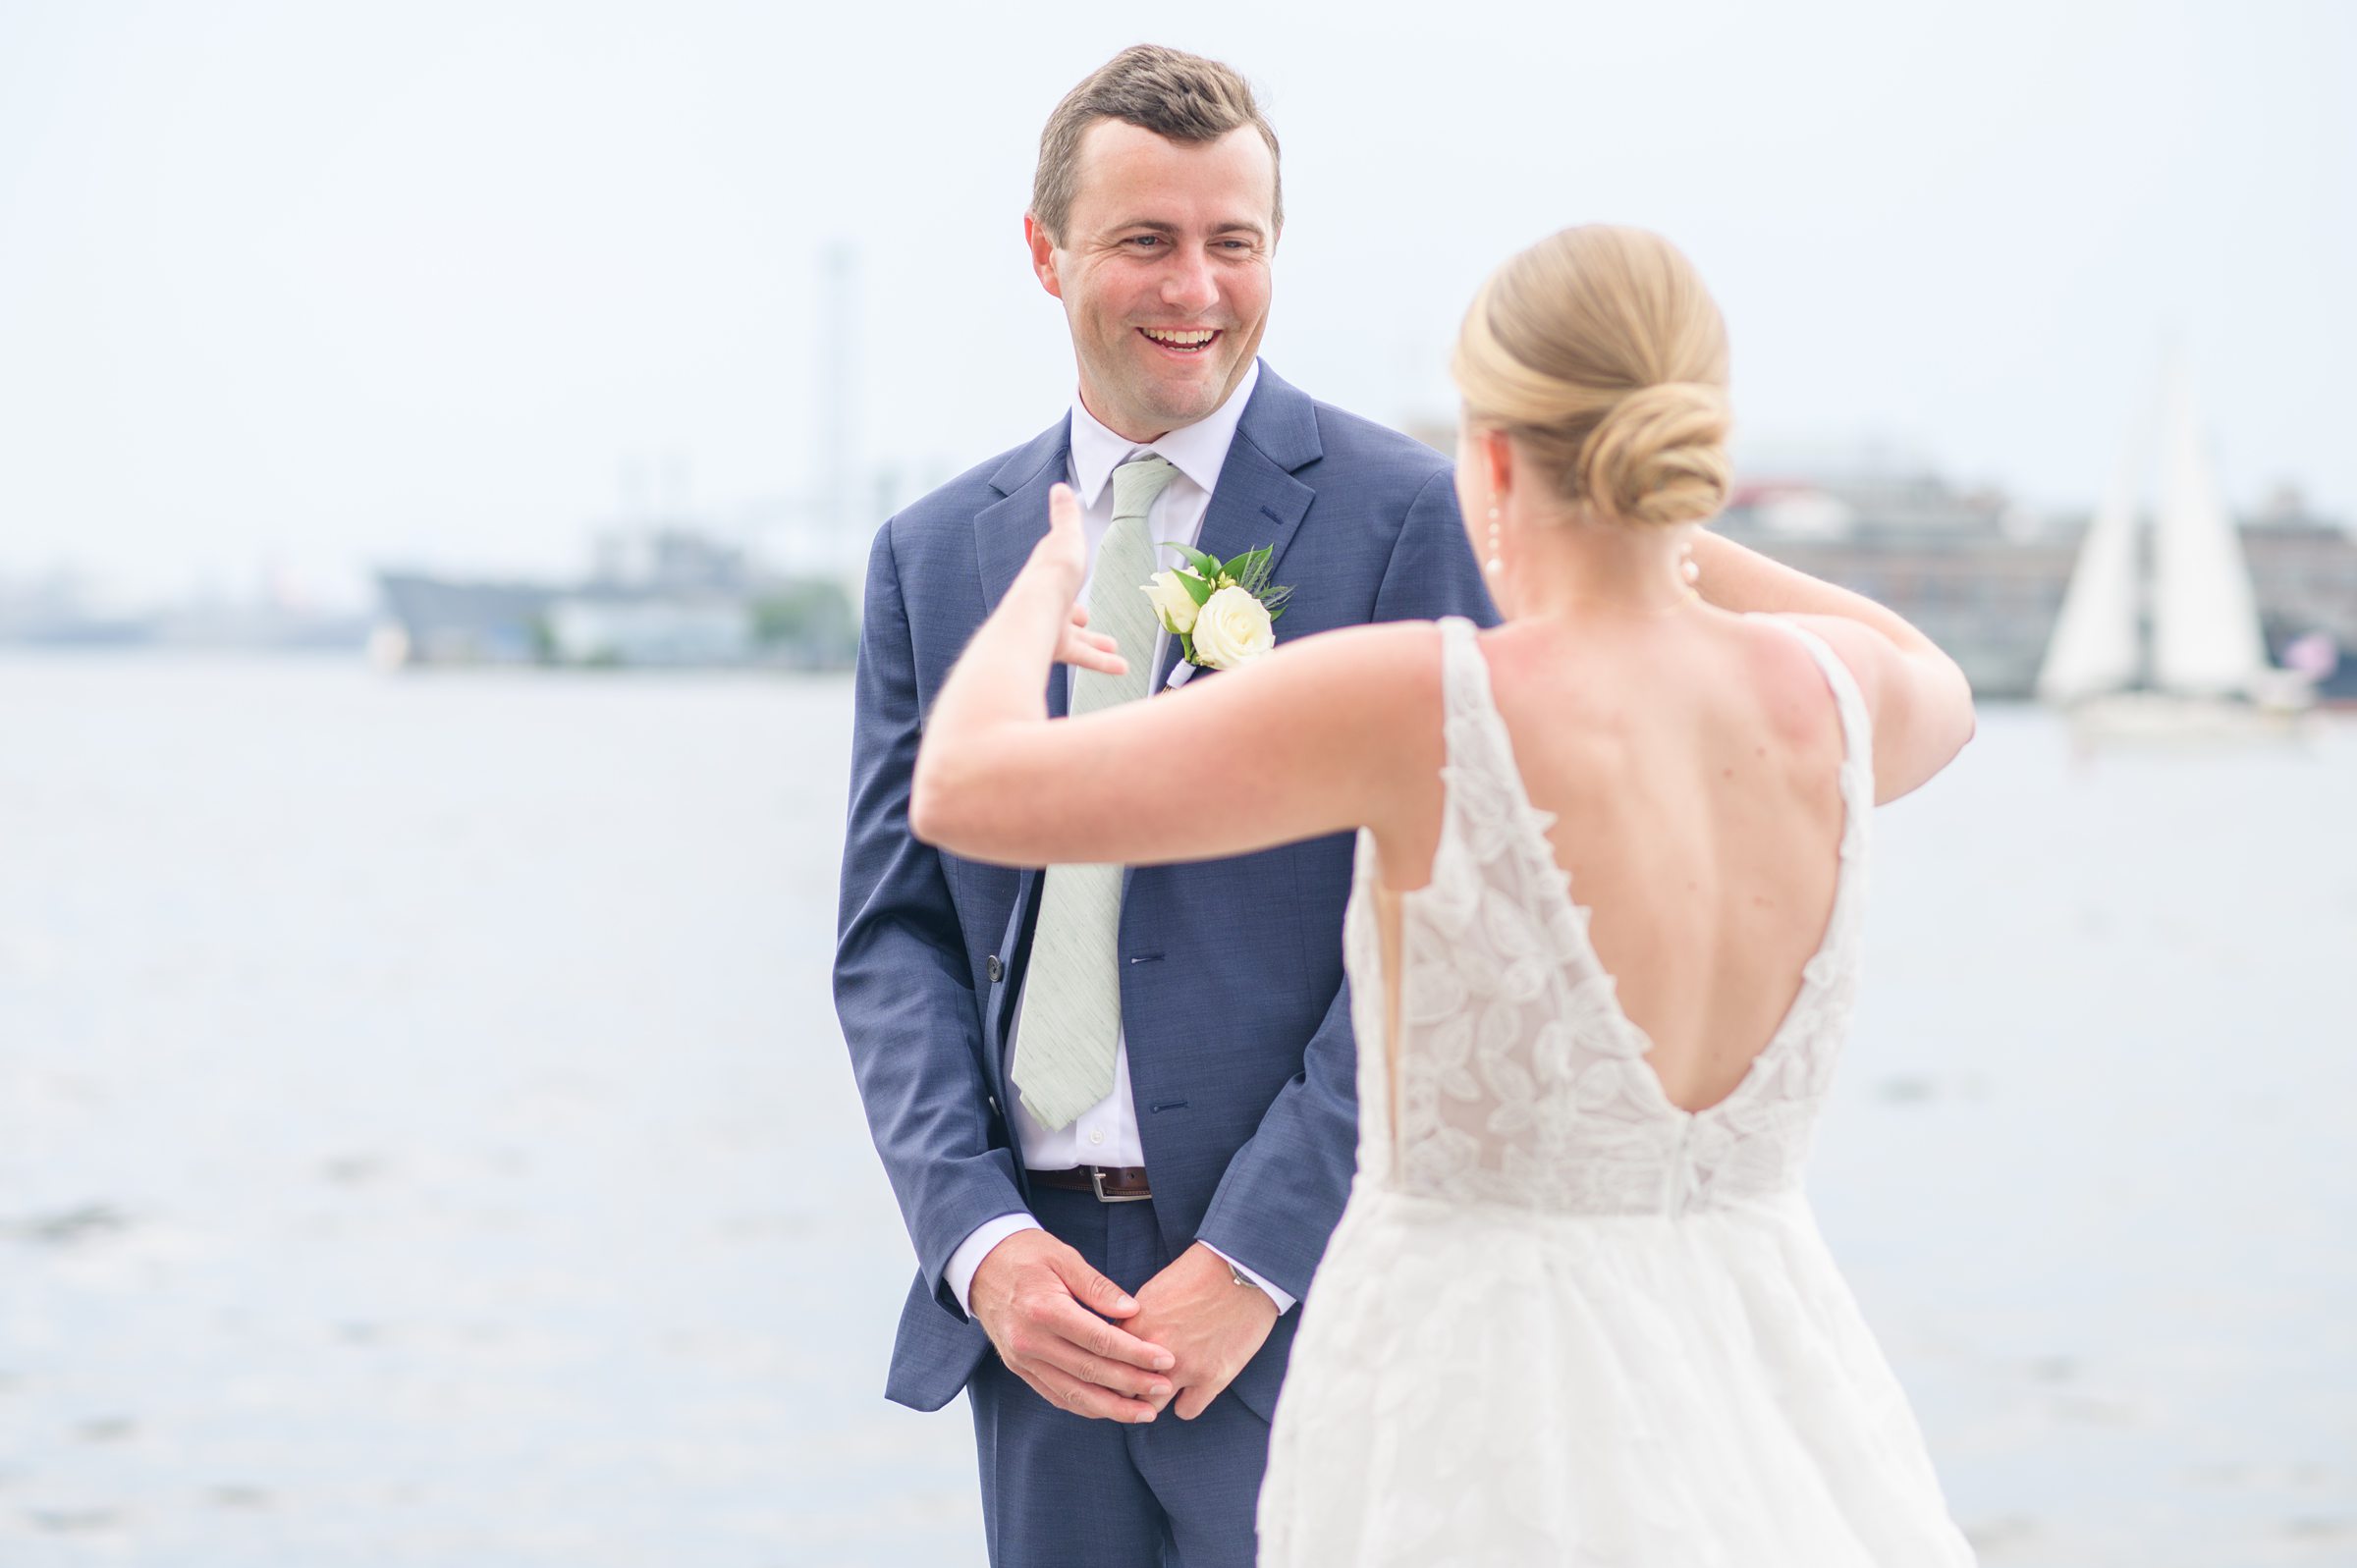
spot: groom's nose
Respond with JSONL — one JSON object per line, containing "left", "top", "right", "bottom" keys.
{"left": 1158, "top": 248, "right": 1220, "bottom": 315}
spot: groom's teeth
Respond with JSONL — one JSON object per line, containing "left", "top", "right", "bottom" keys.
{"left": 1142, "top": 328, "right": 1218, "bottom": 348}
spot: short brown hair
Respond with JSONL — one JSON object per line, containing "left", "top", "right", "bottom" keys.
{"left": 1030, "top": 45, "right": 1283, "bottom": 244}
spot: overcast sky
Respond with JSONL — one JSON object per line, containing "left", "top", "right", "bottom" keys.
{"left": 2, "top": 0, "right": 2350, "bottom": 604}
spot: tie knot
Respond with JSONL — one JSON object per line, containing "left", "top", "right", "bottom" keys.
{"left": 1110, "top": 455, "right": 1179, "bottom": 524}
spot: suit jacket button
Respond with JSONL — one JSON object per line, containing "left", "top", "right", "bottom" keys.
{"left": 987, "top": 954, "right": 1004, "bottom": 983}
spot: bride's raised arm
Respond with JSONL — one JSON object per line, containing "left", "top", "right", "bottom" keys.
{"left": 909, "top": 482, "right": 1437, "bottom": 869}
{"left": 1690, "top": 532, "right": 1976, "bottom": 803}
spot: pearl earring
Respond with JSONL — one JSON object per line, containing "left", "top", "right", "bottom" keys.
{"left": 1678, "top": 541, "right": 1701, "bottom": 586}
{"left": 1484, "top": 504, "right": 1505, "bottom": 576}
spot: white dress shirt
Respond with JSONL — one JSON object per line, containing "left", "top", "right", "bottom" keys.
{"left": 944, "top": 364, "right": 1297, "bottom": 1319}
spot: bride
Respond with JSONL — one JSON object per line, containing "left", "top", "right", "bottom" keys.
{"left": 911, "top": 225, "right": 1977, "bottom": 1565}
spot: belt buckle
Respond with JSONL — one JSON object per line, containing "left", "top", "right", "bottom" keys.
{"left": 1089, "top": 1165, "right": 1150, "bottom": 1204}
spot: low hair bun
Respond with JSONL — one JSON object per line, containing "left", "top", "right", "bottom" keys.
{"left": 1576, "top": 382, "right": 1731, "bottom": 529}
{"left": 1452, "top": 225, "right": 1732, "bottom": 529}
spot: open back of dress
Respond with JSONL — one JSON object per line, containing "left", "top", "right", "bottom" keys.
{"left": 1357, "top": 614, "right": 1874, "bottom": 1217}
{"left": 1256, "top": 615, "right": 1976, "bottom": 1568}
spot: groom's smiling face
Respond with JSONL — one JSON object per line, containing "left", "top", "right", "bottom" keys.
{"left": 1027, "top": 120, "right": 1276, "bottom": 444}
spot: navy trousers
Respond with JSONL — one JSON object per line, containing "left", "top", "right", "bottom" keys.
{"left": 966, "top": 1185, "right": 1270, "bottom": 1568}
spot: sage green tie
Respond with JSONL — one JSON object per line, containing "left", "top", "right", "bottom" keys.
{"left": 1013, "top": 454, "right": 1180, "bottom": 1130}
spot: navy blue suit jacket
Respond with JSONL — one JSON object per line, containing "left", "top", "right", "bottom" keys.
{"left": 833, "top": 364, "right": 1496, "bottom": 1419}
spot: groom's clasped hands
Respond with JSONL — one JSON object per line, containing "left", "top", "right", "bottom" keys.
{"left": 968, "top": 1230, "right": 1280, "bottom": 1425}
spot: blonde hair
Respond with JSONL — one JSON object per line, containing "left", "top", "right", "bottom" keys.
{"left": 1452, "top": 225, "right": 1731, "bottom": 529}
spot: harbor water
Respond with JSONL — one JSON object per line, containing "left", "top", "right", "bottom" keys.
{"left": 0, "top": 653, "right": 2350, "bottom": 1566}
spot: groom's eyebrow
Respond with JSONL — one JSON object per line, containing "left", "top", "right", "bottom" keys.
{"left": 1112, "top": 218, "right": 1270, "bottom": 242}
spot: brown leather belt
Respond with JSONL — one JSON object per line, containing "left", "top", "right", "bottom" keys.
{"left": 1029, "top": 1165, "right": 1153, "bottom": 1203}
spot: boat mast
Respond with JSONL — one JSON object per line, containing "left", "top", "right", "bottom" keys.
{"left": 2037, "top": 406, "right": 2148, "bottom": 704}
{"left": 2150, "top": 357, "right": 2271, "bottom": 697}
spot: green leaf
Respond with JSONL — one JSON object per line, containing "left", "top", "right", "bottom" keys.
{"left": 1178, "top": 571, "right": 1213, "bottom": 607}
{"left": 1221, "top": 546, "right": 1273, "bottom": 584}
{"left": 1158, "top": 541, "right": 1222, "bottom": 579}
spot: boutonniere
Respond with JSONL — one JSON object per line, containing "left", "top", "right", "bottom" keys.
{"left": 1138, "top": 544, "right": 1292, "bottom": 687}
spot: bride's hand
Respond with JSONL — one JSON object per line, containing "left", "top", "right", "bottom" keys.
{"left": 1057, "top": 603, "right": 1126, "bottom": 676}
{"left": 1030, "top": 482, "right": 1127, "bottom": 677}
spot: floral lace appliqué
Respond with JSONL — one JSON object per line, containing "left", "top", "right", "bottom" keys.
{"left": 1343, "top": 616, "right": 1875, "bottom": 1218}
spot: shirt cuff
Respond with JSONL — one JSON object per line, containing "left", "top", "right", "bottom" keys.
{"left": 1200, "top": 1241, "right": 1297, "bottom": 1315}
{"left": 945, "top": 1213, "right": 1042, "bottom": 1319}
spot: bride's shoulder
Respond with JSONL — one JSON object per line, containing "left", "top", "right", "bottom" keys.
{"left": 1722, "top": 613, "right": 1887, "bottom": 760}
{"left": 1733, "top": 612, "right": 1874, "bottom": 692}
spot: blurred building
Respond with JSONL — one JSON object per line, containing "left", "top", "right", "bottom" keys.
{"left": 1715, "top": 468, "right": 2073, "bottom": 697}
{"left": 2242, "top": 487, "right": 2357, "bottom": 685}
{"left": 1712, "top": 468, "right": 2357, "bottom": 699}
{"left": 374, "top": 528, "right": 854, "bottom": 671}
{"left": 0, "top": 569, "right": 372, "bottom": 651}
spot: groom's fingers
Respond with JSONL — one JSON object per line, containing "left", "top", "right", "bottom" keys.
{"left": 1001, "top": 1308, "right": 1170, "bottom": 1417}
{"left": 1031, "top": 1308, "right": 1174, "bottom": 1392}
{"left": 1051, "top": 1253, "right": 1144, "bottom": 1324}
{"left": 1027, "top": 1367, "right": 1160, "bottom": 1425}
{"left": 1033, "top": 1338, "right": 1172, "bottom": 1406}
{"left": 1039, "top": 1295, "right": 1175, "bottom": 1376}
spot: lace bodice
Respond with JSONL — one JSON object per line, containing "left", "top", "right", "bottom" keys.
{"left": 1343, "top": 615, "right": 1874, "bottom": 1217}
{"left": 1269, "top": 622, "right": 1976, "bottom": 1565}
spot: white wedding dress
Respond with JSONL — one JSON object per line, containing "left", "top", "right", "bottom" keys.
{"left": 1257, "top": 617, "right": 1974, "bottom": 1566}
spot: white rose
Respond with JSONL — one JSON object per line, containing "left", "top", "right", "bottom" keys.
{"left": 1141, "top": 569, "right": 1200, "bottom": 635}
{"left": 1190, "top": 584, "right": 1276, "bottom": 669}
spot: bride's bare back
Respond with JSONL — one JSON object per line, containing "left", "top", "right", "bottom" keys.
{"left": 1372, "top": 608, "right": 1848, "bottom": 1114}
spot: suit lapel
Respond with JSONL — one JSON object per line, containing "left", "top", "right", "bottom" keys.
{"left": 1155, "top": 365, "right": 1324, "bottom": 692}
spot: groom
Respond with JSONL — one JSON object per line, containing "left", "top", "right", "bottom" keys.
{"left": 834, "top": 44, "right": 1494, "bottom": 1566}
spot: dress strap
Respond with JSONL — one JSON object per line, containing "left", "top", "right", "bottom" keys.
{"left": 1745, "top": 614, "right": 1875, "bottom": 857}
{"left": 1430, "top": 613, "right": 1569, "bottom": 854}
{"left": 1435, "top": 612, "right": 1511, "bottom": 763}
{"left": 1434, "top": 615, "right": 1485, "bottom": 700}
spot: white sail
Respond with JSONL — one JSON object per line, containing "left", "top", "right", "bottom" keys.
{"left": 2151, "top": 361, "right": 2271, "bottom": 697}
{"left": 2038, "top": 413, "right": 2146, "bottom": 704}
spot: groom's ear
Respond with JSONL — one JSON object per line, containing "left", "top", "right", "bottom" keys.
{"left": 1023, "top": 213, "right": 1065, "bottom": 300}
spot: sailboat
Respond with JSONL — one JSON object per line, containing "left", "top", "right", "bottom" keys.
{"left": 2037, "top": 357, "right": 2313, "bottom": 737}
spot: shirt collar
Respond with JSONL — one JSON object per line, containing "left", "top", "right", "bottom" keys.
{"left": 1067, "top": 359, "right": 1262, "bottom": 509}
